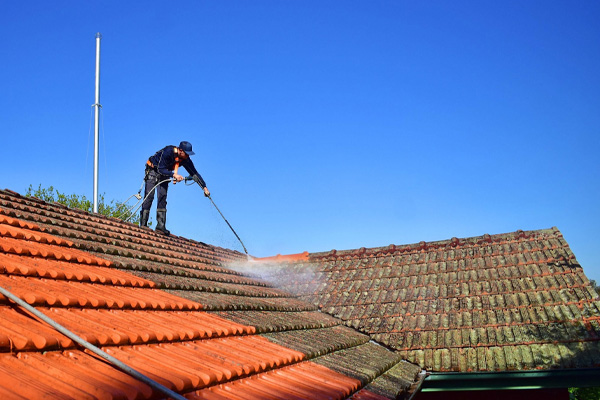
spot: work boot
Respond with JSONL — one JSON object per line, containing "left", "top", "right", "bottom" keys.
{"left": 155, "top": 209, "right": 170, "bottom": 235}
{"left": 140, "top": 209, "right": 150, "bottom": 228}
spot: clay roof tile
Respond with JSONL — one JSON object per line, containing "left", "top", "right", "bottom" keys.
{"left": 0, "top": 188, "right": 422, "bottom": 399}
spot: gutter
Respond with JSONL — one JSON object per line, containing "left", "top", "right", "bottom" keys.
{"left": 407, "top": 370, "right": 428, "bottom": 400}
{"left": 420, "top": 369, "right": 600, "bottom": 392}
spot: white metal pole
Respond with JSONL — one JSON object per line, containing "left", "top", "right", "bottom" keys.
{"left": 93, "top": 32, "right": 102, "bottom": 213}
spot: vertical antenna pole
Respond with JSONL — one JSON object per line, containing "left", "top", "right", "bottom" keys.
{"left": 93, "top": 32, "right": 102, "bottom": 213}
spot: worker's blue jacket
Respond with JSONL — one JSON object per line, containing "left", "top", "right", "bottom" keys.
{"left": 147, "top": 145, "right": 206, "bottom": 188}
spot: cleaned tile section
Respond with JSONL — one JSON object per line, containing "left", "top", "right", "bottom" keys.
{"left": 0, "top": 307, "right": 256, "bottom": 351}
{"left": 186, "top": 361, "right": 361, "bottom": 400}
{"left": 0, "top": 252, "right": 153, "bottom": 287}
{"left": 0, "top": 275, "right": 200, "bottom": 310}
{"left": 0, "top": 336, "right": 306, "bottom": 399}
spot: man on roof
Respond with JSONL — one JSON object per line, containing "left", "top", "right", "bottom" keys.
{"left": 141, "top": 141, "right": 210, "bottom": 235}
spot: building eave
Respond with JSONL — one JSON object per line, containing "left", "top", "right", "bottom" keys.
{"left": 420, "top": 368, "right": 600, "bottom": 392}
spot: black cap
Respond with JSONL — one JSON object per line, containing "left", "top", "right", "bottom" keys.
{"left": 179, "top": 141, "right": 195, "bottom": 155}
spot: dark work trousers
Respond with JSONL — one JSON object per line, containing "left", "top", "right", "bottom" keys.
{"left": 142, "top": 170, "right": 169, "bottom": 211}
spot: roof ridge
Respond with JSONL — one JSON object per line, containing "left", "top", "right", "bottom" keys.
{"left": 253, "top": 251, "right": 310, "bottom": 262}
{"left": 309, "top": 228, "right": 563, "bottom": 261}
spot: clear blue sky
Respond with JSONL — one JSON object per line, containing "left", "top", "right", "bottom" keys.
{"left": 2, "top": 2, "right": 599, "bottom": 281}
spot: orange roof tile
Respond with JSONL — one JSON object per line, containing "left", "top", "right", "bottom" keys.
{"left": 253, "top": 251, "right": 310, "bottom": 262}
{"left": 188, "top": 361, "right": 361, "bottom": 400}
{"left": 0, "top": 188, "right": 421, "bottom": 399}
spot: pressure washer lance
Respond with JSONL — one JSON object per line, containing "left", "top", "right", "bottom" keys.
{"left": 185, "top": 176, "right": 251, "bottom": 259}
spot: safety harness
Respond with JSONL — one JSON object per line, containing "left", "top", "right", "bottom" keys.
{"left": 145, "top": 147, "right": 180, "bottom": 179}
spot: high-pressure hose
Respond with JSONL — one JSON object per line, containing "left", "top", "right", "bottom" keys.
{"left": 124, "top": 178, "right": 173, "bottom": 222}
{"left": 114, "top": 190, "right": 142, "bottom": 219}
{"left": 0, "top": 284, "right": 188, "bottom": 400}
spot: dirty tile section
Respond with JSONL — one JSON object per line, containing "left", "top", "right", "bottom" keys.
{"left": 351, "top": 362, "right": 425, "bottom": 399}
{"left": 256, "top": 229, "right": 600, "bottom": 372}
{"left": 0, "top": 188, "right": 423, "bottom": 399}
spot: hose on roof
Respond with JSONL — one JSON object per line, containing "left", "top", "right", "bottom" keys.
{"left": 114, "top": 181, "right": 144, "bottom": 219}
{"left": 0, "top": 284, "right": 188, "bottom": 400}
{"left": 124, "top": 178, "right": 173, "bottom": 222}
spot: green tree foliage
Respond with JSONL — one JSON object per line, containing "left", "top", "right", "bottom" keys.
{"left": 569, "top": 387, "right": 600, "bottom": 400}
{"left": 25, "top": 184, "right": 140, "bottom": 225}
